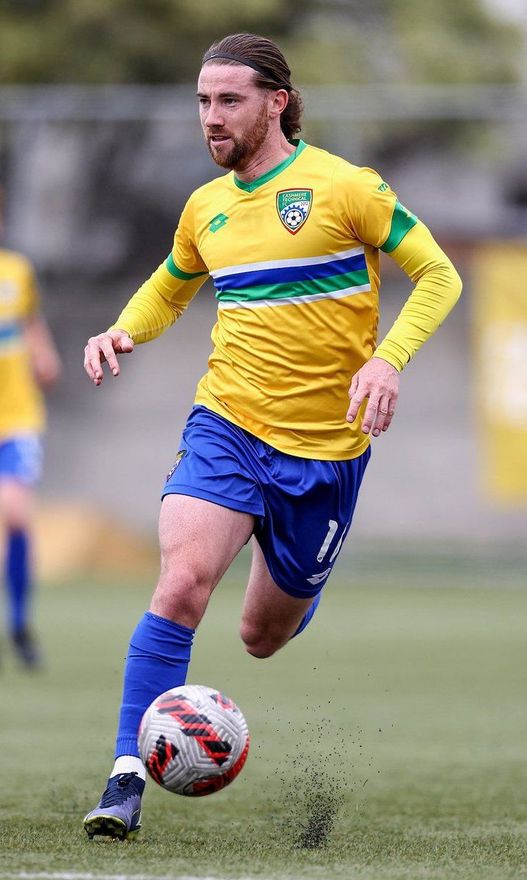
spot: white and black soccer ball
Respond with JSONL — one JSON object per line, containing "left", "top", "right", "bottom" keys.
{"left": 138, "top": 685, "right": 250, "bottom": 797}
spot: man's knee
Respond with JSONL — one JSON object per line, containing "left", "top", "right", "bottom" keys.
{"left": 239, "top": 619, "right": 284, "bottom": 659}
{"left": 0, "top": 481, "right": 33, "bottom": 530}
{"left": 151, "top": 562, "right": 213, "bottom": 626}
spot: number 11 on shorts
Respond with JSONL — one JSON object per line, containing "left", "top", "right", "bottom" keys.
{"left": 316, "top": 520, "right": 339, "bottom": 563}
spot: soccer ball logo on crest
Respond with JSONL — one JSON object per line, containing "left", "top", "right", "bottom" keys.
{"left": 138, "top": 684, "right": 250, "bottom": 796}
{"left": 283, "top": 206, "right": 305, "bottom": 230}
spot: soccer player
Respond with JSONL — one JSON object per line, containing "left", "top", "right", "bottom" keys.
{"left": 0, "top": 186, "right": 61, "bottom": 667}
{"left": 83, "top": 33, "right": 462, "bottom": 839}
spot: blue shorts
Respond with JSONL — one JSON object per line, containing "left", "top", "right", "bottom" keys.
{"left": 162, "top": 406, "right": 370, "bottom": 599}
{"left": 0, "top": 435, "right": 43, "bottom": 486}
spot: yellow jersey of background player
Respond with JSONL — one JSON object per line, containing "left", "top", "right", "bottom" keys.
{"left": 0, "top": 248, "right": 45, "bottom": 442}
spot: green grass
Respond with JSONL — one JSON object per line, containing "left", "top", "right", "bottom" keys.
{"left": 1, "top": 551, "right": 527, "bottom": 879}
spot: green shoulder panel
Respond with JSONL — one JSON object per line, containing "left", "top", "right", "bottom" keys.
{"left": 381, "top": 201, "right": 418, "bottom": 253}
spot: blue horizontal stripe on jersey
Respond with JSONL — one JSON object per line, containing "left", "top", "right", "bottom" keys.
{"left": 0, "top": 323, "right": 21, "bottom": 343}
{"left": 213, "top": 251, "right": 367, "bottom": 294}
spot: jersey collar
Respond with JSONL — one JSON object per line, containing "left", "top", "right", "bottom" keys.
{"left": 233, "top": 140, "right": 307, "bottom": 193}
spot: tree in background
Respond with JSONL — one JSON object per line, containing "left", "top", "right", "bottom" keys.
{"left": 0, "top": 0, "right": 297, "bottom": 83}
{"left": 285, "top": 0, "right": 520, "bottom": 86}
{"left": 0, "top": 0, "right": 521, "bottom": 85}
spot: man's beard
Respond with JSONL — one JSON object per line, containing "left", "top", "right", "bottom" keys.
{"left": 206, "top": 109, "right": 270, "bottom": 171}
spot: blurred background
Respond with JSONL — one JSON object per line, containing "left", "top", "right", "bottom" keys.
{"left": 1, "top": 0, "right": 526, "bottom": 581}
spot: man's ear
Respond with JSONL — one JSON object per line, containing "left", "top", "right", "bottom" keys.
{"left": 269, "top": 88, "right": 289, "bottom": 120}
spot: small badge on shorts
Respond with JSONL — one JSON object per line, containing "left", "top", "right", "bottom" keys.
{"left": 166, "top": 450, "right": 186, "bottom": 481}
{"left": 276, "top": 189, "right": 313, "bottom": 235}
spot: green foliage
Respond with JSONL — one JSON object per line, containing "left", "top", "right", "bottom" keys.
{"left": 0, "top": 0, "right": 521, "bottom": 85}
{"left": 0, "top": 0, "right": 297, "bottom": 83}
{"left": 392, "top": 0, "right": 521, "bottom": 84}
{"left": 284, "top": 0, "right": 521, "bottom": 85}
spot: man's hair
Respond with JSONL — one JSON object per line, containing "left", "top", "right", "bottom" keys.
{"left": 202, "top": 33, "right": 303, "bottom": 141}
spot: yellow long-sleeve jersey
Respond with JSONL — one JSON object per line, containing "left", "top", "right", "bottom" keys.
{"left": 111, "top": 140, "right": 461, "bottom": 459}
{"left": 0, "top": 249, "right": 44, "bottom": 440}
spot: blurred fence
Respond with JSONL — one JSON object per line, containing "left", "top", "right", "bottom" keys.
{"left": 1, "top": 84, "right": 526, "bottom": 551}
{"left": 1, "top": 83, "right": 525, "bottom": 122}
{"left": 1, "top": 83, "right": 527, "bottom": 272}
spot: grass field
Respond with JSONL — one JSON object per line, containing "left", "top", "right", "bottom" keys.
{"left": 1, "top": 549, "right": 526, "bottom": 880}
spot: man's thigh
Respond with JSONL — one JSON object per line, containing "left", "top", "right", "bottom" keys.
{"left": 151, "top": 494, "right": 254, "bottom": 626}
{"left": 154, "top": 406, "right": 267, "bottom": 625}
{"left": 0, "top": 478, "right": 34, "bottom": 529}
{"left": 241, "top": 539, "right": 314, "bottom": 652}
{"left": 158, "top": 493, "right": 254, "bottom": 576}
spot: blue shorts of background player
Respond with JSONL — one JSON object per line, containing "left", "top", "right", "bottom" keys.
{"left": 163, "top": 405, "right": 370, "bottom": 600}
{"left": 0, "top": 435, "right": 43, "bottom": 486}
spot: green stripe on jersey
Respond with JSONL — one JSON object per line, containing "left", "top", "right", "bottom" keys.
{"left": 381, "top": 201, "right": 418, "bottom": 253}
{"left": 165, "top": 253, "right": 207, "bottom": 279}
{"left": 218, "top": 268, "right": 370, "bottom": 302}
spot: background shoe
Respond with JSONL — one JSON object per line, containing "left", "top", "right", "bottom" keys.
{"left": 11, "top": 628, "right": 41, "bottom": 668}
{"left": 84, "top": 772, "right": 145, "bottom": 840}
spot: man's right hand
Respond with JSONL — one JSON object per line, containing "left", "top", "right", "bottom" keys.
{"left": 84, "top": 329, "right": 134, "bottom": 386}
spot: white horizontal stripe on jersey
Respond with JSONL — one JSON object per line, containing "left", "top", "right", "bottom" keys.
{"left": 217, "top": 283, "right": 371, "bottom": 309}
{"left": 210, "top": 246, "right": 366, "bottom": 280}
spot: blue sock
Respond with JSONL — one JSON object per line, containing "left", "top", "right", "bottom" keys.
{"left": 291, "top": 593, "right": 321, "bottom": 639}
{"left": 115, "top": 611, "right": 194, "bottom": 758}
{"left": 5, "top": 529, "right": 31, "bottom": 634}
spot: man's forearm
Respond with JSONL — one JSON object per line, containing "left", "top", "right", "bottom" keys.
{"left": 375, "top": 222, "right": 462, "bottom": 371}
{"left": 109, "top": 262, "right": 206, "bottom": 344}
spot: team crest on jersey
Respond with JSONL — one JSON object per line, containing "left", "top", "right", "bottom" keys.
{"left": 276, "top": 189, "right": 312, "bottom": 235}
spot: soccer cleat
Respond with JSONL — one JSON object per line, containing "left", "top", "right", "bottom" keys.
{"left": 84, "top": 772, "right": 145, "bottom": 840}
{"left": 11, "top": 628, "right": 41, "bottom": 668}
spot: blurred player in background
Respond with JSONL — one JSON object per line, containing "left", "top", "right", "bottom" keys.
{"left": 83, "top": 33, "right": 462, "bottom": 839}
{"left": 0, "top": 186, "right": 61, "bottom": 667}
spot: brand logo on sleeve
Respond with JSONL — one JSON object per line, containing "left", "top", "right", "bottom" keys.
{"left": 276, "top": 189, "right": 312, "bottom": 234}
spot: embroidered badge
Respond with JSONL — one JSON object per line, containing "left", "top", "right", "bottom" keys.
{"left": 276, "top": 189, "right": 313, "bottom": 235}
{"left": 166, "top": 450, "right": 186, "bottom": 481}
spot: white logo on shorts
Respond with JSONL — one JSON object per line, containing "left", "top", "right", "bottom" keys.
{"left": 307, "top": 567, "right": 332, "bottom": 586}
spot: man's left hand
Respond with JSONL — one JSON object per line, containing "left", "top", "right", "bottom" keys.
{"left": 346, "top": 357, "right": 399, "bottom": 436}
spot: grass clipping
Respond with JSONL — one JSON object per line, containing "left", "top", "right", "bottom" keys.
{"left": 266, "top": 716, "right": 374, "bottom": 851}
{"left": 294, "top": 769, "right": 341, "bottom": 849}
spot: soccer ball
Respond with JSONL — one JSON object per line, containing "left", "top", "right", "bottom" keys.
{"left": 138, "top": 684, "right": 250, "bottom": 796}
